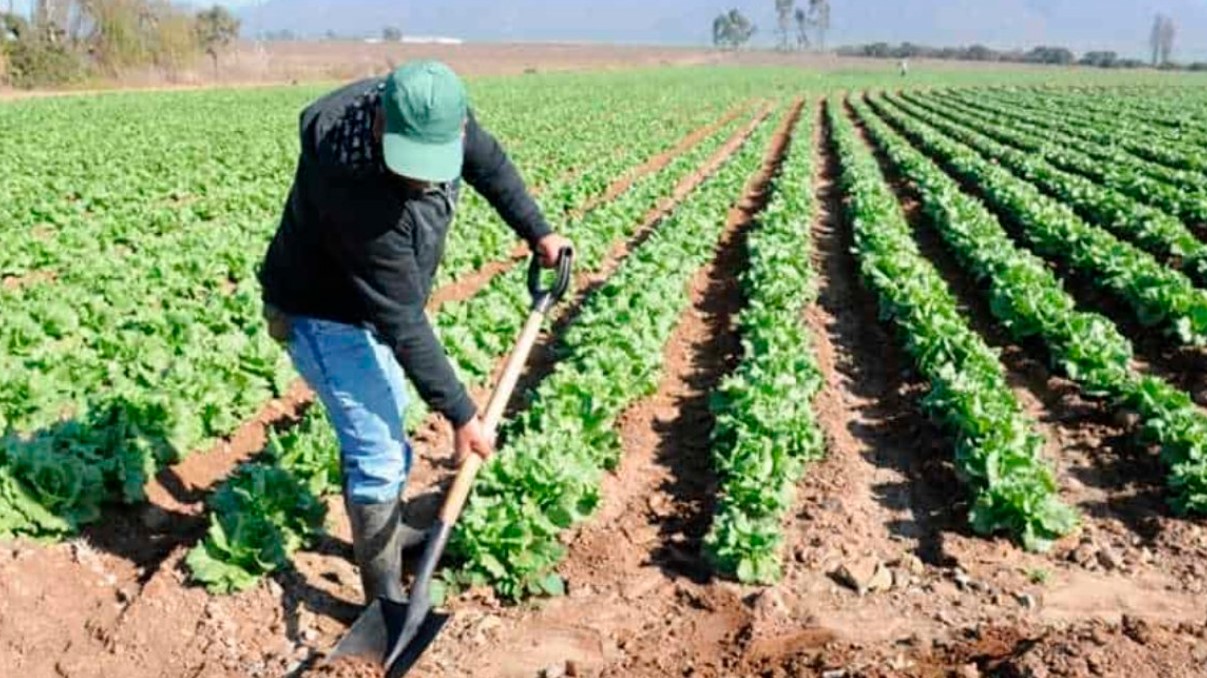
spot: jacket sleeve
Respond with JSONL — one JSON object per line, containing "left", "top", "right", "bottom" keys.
{"left": 461, "top": 110, "right": 553, "bottom": 246}
{"left": 331, "top": 212, "right": 477, "bottom": 427}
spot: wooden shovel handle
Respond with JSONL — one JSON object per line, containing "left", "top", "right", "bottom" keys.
{"left": 437, "top": 309, "right": 546, "bottom": 524}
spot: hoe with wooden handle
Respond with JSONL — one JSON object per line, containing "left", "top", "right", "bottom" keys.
{"left": 326, "top": 248, "right": 573, "bottom": 677}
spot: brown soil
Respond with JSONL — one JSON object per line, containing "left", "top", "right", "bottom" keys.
{"left": 498, "top": 103, "right": 776, "bottom": 424}
{"left": 1, "top": 268, "right": 57, "bottom": 290}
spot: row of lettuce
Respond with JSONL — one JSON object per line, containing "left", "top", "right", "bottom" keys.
{"left": 921, "top": 89, "right": 1207, "bottom": 226}
{"left": 881, "top": 93, "right": 1207, "bottom": 348}
{"left": 701, "top": 104, "right": 827, "bottom": 583}
{"left": 945, "top": 86, "right": 1207, "bottom": 176}
{"left": 897, "top": 92, "right": 1207, "bottom": 286}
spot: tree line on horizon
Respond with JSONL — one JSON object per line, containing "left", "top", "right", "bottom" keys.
{"left": 711, "top": 4, "right": 1202, "bottom": 71}
{"left": 839, "top": 39, "right": 1206, "bottom": 72}
{"left": 1, "top": 0, "right": 240, "bottom": 88}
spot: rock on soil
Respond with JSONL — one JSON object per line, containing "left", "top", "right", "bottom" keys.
{"left": 834, "top": 557, "right": 892, "bottom": 595}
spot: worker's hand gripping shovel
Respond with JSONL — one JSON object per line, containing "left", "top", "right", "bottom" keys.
{"left": 327, "top": 248, "right": 573, "bottom": 676}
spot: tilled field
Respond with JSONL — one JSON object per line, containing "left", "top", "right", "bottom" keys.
{"left": 2, "top": 72, "right": 1207, "bottom": 678}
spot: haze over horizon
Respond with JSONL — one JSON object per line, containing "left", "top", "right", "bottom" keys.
{"left": 10, "top": 0, "right": 1207, "bottom": 59}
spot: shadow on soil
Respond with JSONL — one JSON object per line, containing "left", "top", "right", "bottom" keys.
{"left": 647, "top": 214, "right": 750, "bottom": 584}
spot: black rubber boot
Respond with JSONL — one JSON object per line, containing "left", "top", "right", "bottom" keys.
{"left": 398, "top": 521, "right": 431, "bottom": 554}
{"left": 346, "top": 498, "right": 406, "bottom": 604}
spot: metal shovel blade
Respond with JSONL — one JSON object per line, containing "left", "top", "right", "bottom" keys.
{"left": 383, "top": 616, "right": 447, "bottom": 677}
{"left": 326, "top": 600, "right": 388, "bottom": 662}
{"left": 325, "top": 599, "right": 449, "bottom": 675}
{"left": 382, "top": 596, "right": 449, "bottom": 678}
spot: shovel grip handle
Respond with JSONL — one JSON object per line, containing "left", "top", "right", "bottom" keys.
{"left": 528, "top": 247, "right": 573, "bottom": 313}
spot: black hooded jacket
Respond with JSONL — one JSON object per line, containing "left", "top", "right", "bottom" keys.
{"left": 258, "top": 77, "right": 551, "bottom": 426}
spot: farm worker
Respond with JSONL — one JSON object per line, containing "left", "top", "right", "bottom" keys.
{"left": 256, "top": 60, "right": 573, "bottom": 607}
{"left": 900, "top": 58, "right": 909, "bottom": 77}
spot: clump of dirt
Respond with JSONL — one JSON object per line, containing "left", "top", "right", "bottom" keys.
{"left": 1, "top": 268, "right": 57, "bottom": 290}
{"left": 308, "top": 656, "right": 383, "bottom": 678}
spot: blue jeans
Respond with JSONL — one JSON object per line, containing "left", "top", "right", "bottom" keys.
{"left": 286, "top": 315, "right": 413, "bottom": 505}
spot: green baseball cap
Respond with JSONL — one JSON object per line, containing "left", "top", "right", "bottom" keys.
{"left": 381, "top": 60, "right": 468, "bottom": 182}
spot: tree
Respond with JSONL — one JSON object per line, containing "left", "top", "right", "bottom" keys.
{"left": 1, "top": 9, "right": 81, "bottom": 86}
{"left": 712, "top": 14, "right": 726, "bottom": 47}
{"left": 1160, "top": 16, "right": 1176, "bottom": 65}
{"left": 711, "top": 9, "right": 756, "bottom": 51}
{"left": 1150, "top": 14, "right": 1163, "bottom": 65}
{"left": 966, "top": 44, "right": 994, "bottom": 61}
{"left": 793, "top": 6, "right": 809, "bottom": 50}
{"left": 382, "top": 26, "right": 401, "bottom": 42}
{"left": 194, "top": 4, "right": 237, "bottom": 75}
{"left": 807, "top": 0, "right": 830, "bottom": 50}
{"left": 1024, "top": 46, "right": 1074, "bottom": 65}
{"left": 774, "top": 0, "right": 793, "bottom": 51}
{"left": 1149, "top": 13, "right": 1176, "bottom": 66}
{"left": 1080, "top": 50, "right": 1118, "bottom": 68}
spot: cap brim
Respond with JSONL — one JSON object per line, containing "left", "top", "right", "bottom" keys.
{"left": 382, "top": 132, "right": 463, "bottom": 183}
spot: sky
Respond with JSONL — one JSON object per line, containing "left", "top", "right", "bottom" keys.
{"left": 9, "top": 1, "right": 1207, "bottom": 59}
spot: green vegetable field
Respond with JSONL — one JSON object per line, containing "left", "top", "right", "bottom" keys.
{"left": 3, "top": 63, "right": 1207, "bottom": 676}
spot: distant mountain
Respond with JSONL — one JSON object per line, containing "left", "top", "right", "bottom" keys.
{"left": 234, "top": 0, "right": 1207, "bottom": 60}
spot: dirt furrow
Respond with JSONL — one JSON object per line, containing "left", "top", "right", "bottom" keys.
{"left": 493, "top": 103, "right": 775, "bottom": 425}
{"left": 846, "top": 97, "right": 1137, "bottom": 552}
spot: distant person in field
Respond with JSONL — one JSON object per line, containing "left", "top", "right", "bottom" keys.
{"left": 257, "top": 60, "right": 573, "bottom": 608}
{"left": 900, "top": 58, "right": 910, "bottom": 77}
